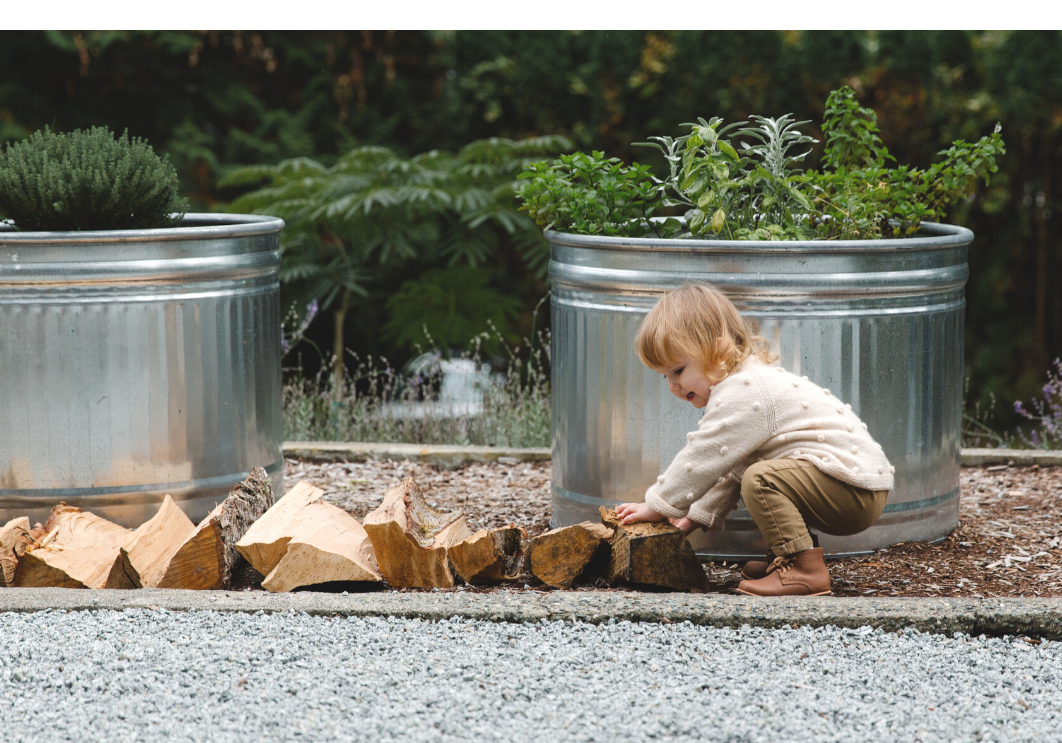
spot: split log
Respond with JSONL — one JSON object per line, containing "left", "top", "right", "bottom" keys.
{"left": 1, "top": 517, "right": 43, "bottom": 587}
{"left": 363, "top": 477, "right": 472, "bottom": 588}
{"left": 235, "top": 480, "right": 323, "bottom": 577}
{"left": 15, "top": 504, "right": 137, "bottom": 589}
{"left": 599, "top": 508, "right": 708, "bottom": 591}
{"left": 119, "top": 495, "right": 196, "bottom": 588}
{"left": 528, "top": 522, "right": 612, "bottom": 588}
{"left": 260, "top": 501, "right": 382, "bottom": 592}
{"left": 449, "top": 525, "right": 527, "bottom": 584}
{"left": 158, "top": 466, "right": 276, "bottom": 590}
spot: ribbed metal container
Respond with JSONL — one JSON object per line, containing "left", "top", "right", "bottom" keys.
{"left": 549, "top": 222, "right": 970, "bottom": 558}
{"left": 0, "top": 214, "right": 284, "bottom": 528}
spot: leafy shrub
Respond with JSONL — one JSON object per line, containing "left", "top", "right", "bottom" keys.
{"left": 518, "top": 87, "right": 1005, "bottom": 241}
{"left": 0, "top": 126, "right": 187, "bottom": 231}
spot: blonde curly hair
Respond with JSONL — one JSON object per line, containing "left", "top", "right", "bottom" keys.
{"left": 635, "top": 283, "right": 776, "bottom": 376}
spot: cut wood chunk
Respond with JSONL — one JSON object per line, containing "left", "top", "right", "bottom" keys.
{"left": 528, "top": 521, "right": 612, "bottom": 588}
{"left": 119, "top": 495, "right": 196, "bottom": 588}
{"left": 158, "top": 466, "right": 276, "bottom": 590}
{"left": 449, "top": 524, "right": 527, "bottom": 584}
{"left": 362, "top": 477, "right": 472, "bottom": 588}
{"left": 599, "top": 507, "right": 708, "bottom": 591}
{"left": 1, "top": 517, "right": 34, "bottom": 587}
{"left": 261, "top": 501, "right": 382, "bottom": 592}
{"left": 15, "top": 504, "right": 136, "bottom": 589}
{"left": 235, "top": 480, "right": 323, "bottom": 577}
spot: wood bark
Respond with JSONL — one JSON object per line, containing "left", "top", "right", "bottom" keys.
{"left": 528, "top": 522, "right": 612, "bottom": 588}
{"left": 260, "top": 501, "right": 382, "bottom": 592}
{"left": 1, "top": 517, "right": 42, "bottom": 587}
{"left": 158, "top": 466, "right": 276, "bottom": 590}
{"left": 15, "top": 504, "right": 137, "bottom": 589}
{"left": 599, "top": 508, "right": 708, "bottom": 591}
{"left": 449, "top": 525, "right": 527, "bottom": 584}
{"left": 235, "top": 480, "right": 324, "bottom": 577}
{"left": 362, "top": 477, "right": 472, "bottom": 588}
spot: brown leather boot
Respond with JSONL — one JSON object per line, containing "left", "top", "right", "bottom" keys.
{"left": 734, "top": 548, "right": 831, "bottom": 596}
{"left": 740, "top": 550, "right": 776, "bottom": 580}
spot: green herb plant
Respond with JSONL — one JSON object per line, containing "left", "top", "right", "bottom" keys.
{"left": 517, "top": 87, "right": 1005, "bottom": 241}
{"left": 0, "top": 126, "right": 187, "bottom": 231}
{"left": 517, "top": 151, "right": 681, "bottom": 238}
{"left": 809, "top": 86, "right": 1006, "bottom": 239}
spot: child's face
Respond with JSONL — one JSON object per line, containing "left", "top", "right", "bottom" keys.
{"left": 656, "top": 356, "right": 723, "bottom": 409}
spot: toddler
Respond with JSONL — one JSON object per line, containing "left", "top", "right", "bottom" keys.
{"left": 615, "top": 284, "right": 892, "bottom": 596}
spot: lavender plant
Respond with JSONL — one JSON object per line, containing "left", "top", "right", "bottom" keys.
{"left": 1013, "top": 359, "right": 1062, "bottom": 449}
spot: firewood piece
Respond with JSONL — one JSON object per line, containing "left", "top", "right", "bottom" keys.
{"left": 261, "top": 501, "right": 382, "bottom": 592}
{"left": 362, "top": 477, "right": 472, "bottom": 588}
{"left": 158, "top": 466, "right": 276, "bottom": 590}
{"left": 235, "top": 481, "right": 324, "bottom": 577}
{"left": 15, "top": 504, "right": 137, "bottom": 589}
{"left": 1, "top": 518, "right": 35, "bottom": 587}
{"left": 119, "top": 495, "right": 196, "bottom": 588}
{"left": 528, "top": 522, "right": 613, "bottom": 588}
{"left": 599, "top": 507, "right": 708, "bottom": 591}
{"left": 449, "top": 525, "right": 527, "bottom": 584}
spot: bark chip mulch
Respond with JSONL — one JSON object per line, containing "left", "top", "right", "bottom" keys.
{"left": 283, "top": 458, "right": 1062, "bottom": 597}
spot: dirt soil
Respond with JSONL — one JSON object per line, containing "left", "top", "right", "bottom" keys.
{"left": 282, "top": 459, "right": 1062, "bottom": 597}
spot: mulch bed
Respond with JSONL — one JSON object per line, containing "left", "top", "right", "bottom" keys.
{"left": 282, "top": 458, "right": 1062, "bottom": 597}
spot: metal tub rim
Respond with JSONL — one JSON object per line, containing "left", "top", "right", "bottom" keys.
{"left": 0, "top": 213, "right": 286, "bottom": 245}
{"left": 544, "top": 221, "right": 972, "bottom": 254}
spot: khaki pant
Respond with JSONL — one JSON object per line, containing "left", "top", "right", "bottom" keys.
{"left": 741, "top": 459, "right": 888, "bottom": 556}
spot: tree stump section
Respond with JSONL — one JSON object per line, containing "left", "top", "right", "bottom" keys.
{"left": 235, "top": 480, "right": 323, "bottom": 577}
{"left": 119, "top": 495, "right": 196, "bottom": 588}
{"left": 15, "top": 504, "right": 137, "bottom": 589}
{"left": 449, "top": 525, "right": 527, "bottom": 584}
{"left": 158, "top": 466, "right": 276, "bottom": 590}
{"left": 1, "top": 517, "right": 41, "bottom": 587}
{"left": 599, "top": 508, "right": 708, "bottom": 591}
{"left": 261, "top": 501, "right": 382, "bottom": 592}
{"left": 528, "top": 522, "right": 612, "bottom": 588}
{"left": 363, "top": 478, "right": 472, "bottom": 589}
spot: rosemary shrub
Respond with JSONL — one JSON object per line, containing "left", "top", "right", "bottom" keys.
{"left": 0, "top": 126, "right": 187, "bottom": 231}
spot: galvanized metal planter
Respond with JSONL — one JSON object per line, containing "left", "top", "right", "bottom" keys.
{"left": 548, "top": 223, "right": 971, "bottom": 558}
{"left": 0, "top": 214, "right": 285, "bottom": 527}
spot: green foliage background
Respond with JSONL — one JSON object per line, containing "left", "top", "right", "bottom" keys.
{"left": 1, "top": 30, "right": 1060, "bottom": 431}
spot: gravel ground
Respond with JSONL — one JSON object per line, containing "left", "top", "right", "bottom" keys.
{"left": 283, "top": 459, "right": 1062, "bottom": 597}
{"left": 3, "top": 608, "right": 1061, "bottom": 743}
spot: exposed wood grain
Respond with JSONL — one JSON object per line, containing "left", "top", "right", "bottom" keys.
{"left": 15, "top": 504, "right": 136, "bottom": 589}
{"left": 449, "top": 525, "right": 527, "bottom": 584}
{"left": 362, "top": 477, "right": 472, "bottom": 588}
{"left": 235, "top": 481, "right": 324, "bottom": 577}
{"left": 599, "top": 508, "right": 708, "bottom": 591}
{"left": 528, "top": 522, "right": 612, "bottom": 588}
{"left": 261, "top": 501, "right": 382, "bottom": 592}
{"left": 159, "top": 467, "right": 276, "bottom": 590}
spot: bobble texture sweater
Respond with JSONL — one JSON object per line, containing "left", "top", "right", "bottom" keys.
{"left": 644, "top": 358, "right": 894, "bottom": 530}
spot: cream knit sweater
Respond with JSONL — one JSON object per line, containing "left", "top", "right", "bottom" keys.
{"left": 644, "top": 358, "right": 894, "bottom": 530}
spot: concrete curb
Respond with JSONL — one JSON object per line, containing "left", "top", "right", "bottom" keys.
{"left": 959, "top": 448, "right": 1062, "bottom": 467}
{"left": 283, "top": 442, "right": 1059, "bottom": 469}
{"left": 3, "top": 588, "right": 1061, "bottom": 639}
{"left": 284, "top": 441, "right": 550, "bottom": 470}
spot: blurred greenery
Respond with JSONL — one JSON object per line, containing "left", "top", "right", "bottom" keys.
{"left": 1, "top": 30, "right": 1060, "bottom": 433}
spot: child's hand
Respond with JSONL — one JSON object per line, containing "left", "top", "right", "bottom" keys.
{"left": 668, "top": 516, "right": 704, "bottom": 535}
{"left": 615, "top": 502, "right": 665, "bottom": 525}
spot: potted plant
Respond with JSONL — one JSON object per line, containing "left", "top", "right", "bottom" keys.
{"left": 0, "top": 127, "right": 285, "bottom": 527}
{"left": 518, "top": 87, "right": 1005, "bottom": 559}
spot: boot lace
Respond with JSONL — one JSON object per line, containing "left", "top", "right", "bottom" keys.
{"left": 765, "top": 555, "right": 793, "bottom": 576}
